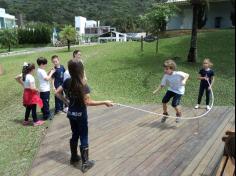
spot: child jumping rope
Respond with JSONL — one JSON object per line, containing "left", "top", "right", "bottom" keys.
{"left": 153, "top": 59, "right": 189, "bottom": 123}
{"left": 195, "top": 58, "right": 215, "bottom": 110}
{"left": 56, "top": 59, "right": 113, "bottom": 173}
{"left": 15, "top": 63, "right": 45, "bottom": 126}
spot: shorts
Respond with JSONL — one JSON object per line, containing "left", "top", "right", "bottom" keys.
{"left": 162, "top": 90, "right": 182, "bottom": 107}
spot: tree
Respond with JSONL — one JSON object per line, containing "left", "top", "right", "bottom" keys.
{"left": 187, "top": 0, "right": 209, "bottom": 63}
{"left": 230, "top": 0, "right": 235, "bottom": 26}
{"left": 4, "top": 0, "right": 159, "bottom": 31}
{"left": 59, "top": 25, "right": 76, "bottom": 51}
{"left": 140, "top": 3, "right": 178, "bottom": 54}
{"left": 197, "top": 2, "right": 208, "bottom": 29}
{"left": 0, "top": 0, "right": 8, "bottom": 9}
{"left": 0, "top": 29, "right": 18, "bottom": 52}
{"left": 0, "top": 64, "right": 3, "bottom": 76}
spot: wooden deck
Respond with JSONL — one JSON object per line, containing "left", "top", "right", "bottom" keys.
{"left": 29, "top": 105, "right": 235, "bottom": 176}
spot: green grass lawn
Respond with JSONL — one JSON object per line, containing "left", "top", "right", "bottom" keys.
{"left": 0, "top": 29, "right": 235, "bottom": 175}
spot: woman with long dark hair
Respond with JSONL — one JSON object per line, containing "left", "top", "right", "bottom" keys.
{"left": 56, "top": 59, "right": 113, "bottom": 173}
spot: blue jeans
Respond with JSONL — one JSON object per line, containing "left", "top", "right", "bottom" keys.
{"left": 198, "top": 84, "right": 211, "bottom": 105}
{"left": 25, "top": 105, "right": 38, "bottom": 122}
{"left": 55, "top": 92, "right": 64, "bottom": 113}
{"left": 69, "top": 111, "right": 89, "bottom": 148}
{"left": 40, "top": 91, "right": 50, "bottom": 119}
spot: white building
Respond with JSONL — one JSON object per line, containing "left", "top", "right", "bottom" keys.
{"left": 98, "top": 31, "right": 127, "bottom": 43}
{"left": 166, "top": 0, "right": 234, "bottom": 30}
{"left": 75, "top": 16, "right": 87, "bottom": 35}
{"left": 86, "top": 20, "right": 98, "bottom": 28}
{"left": 0, "top": 8, "right": 16, "bottom": 29}
{"left": 75, "top": 16, "right": 118, "bottom": 43}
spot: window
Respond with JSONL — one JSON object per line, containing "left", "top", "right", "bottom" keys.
{"left": 215, "top": 17, "right": 222, "bottom": 28}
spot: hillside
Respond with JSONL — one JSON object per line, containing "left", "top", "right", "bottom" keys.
{"left": 0, "top": 0, "right": 163, "bottom": 32}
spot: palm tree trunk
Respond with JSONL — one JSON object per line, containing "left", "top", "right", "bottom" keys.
{"left": 67, "top": 40, "right": 70, "bottom": 51}
{"left": 188, "top": 4, "right": 199, "bottom": 63}
{"left": 0, "top": 64, "right": 3, "bottom": 76}
{"left": 141, "top": 36, "right": 144, "bottom": 52}
{"left": 156, "top": 38, "right": 159, "bottom": 55}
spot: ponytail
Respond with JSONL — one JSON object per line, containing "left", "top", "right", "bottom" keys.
{"left": 22, "top": 62, "right": 35, "bottom": 81}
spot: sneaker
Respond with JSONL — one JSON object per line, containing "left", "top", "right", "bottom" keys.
{"left": 161, "top": 113, "right": 169, "bottom": 123}
{"left": 63, "top": 107, "right": 68, "bottom": 113}
{"left": 206, "top": 105, "right": 211, "bottom": 111}
{"left": 176, "top": 112, "right": 182, "bottom": 123}
{"left": 33, "top": 120, "right": 45, "bottom": 126}
{"left": 194, "top": 104, "right": 200, "bottom": 109}
{"left": 23, "top": 120, "right": 30, "bottom": 126}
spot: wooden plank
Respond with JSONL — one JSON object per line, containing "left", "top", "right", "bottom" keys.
{"left": 29, "top": 106, "right": 235, "bottom": 176}
{"left": 202, "top": 115, "right": 235, "bottom": 175}
{"left": 88, "top": 105, "right": 163, "bottom": 154}
{"left": 168, "top": 107, "right": 230, "bottom": 176}
{"left": 30, "top": 105, "right": 159, "bottom": 175}
{"left": 139, "top": 107, "right": 229, "bottom": 175}
{"left": 90, "top": 119, "right": 187, "bottom": 175}
{"left": 87, "top": 106, "right": 168, "bottom": 175}
{"left": 216, "top": 156, "right": 229, "bottom": 176}
{"left": 128, "top": 109, "right": 204, "bottom": 176}
{"left": 180, "top": 107, "right": 234, "bottom": 176}
{"left": 191, "top": 108, "right": 235, "bottom": 176}
{"left": 101, "top": 109, "right": 193, "bottom": 176}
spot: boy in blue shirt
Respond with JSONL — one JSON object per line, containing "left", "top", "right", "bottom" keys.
{"left": 51, "top": 55, "right": 66, "bottom": 114}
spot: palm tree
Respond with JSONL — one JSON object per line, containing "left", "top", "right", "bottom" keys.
{"left": 59, "top": 25, "right": 76, "bottom": 51}
{"left": 187, "top": 0, "right": 209, "bottom": 63}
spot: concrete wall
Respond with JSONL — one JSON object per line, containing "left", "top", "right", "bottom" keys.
{"left": 75, "top": 16, "right": 87, "bottom": 35}
{"left": 167, "top": 1, "right": 234, "bottom": 30}
{"left": 205, "top": 1, "right": 233, "bottom": 28}
{"left": 0, "top": 8, "right": 16, "bottom": 29}
{"left": 86, "top": 20, "right": 97, "bottom": 28}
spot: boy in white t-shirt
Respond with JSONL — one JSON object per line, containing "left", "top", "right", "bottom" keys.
{"left": 37, "top": 57, "right": 55, "bottom": 120}
{"left": 153, "top": 60, "right": 189, "bottom": 123}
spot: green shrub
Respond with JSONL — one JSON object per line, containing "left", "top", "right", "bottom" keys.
{"left": 18, "top": 24, "right": 51, "bottom": 44}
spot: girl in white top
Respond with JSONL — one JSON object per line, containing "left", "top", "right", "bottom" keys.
{"left": 15, "top": 63, "right": 45, "bottom": 126}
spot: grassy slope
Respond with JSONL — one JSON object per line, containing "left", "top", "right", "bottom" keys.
{"left": 0, "top": 29, "right": 234, "bottom": 175}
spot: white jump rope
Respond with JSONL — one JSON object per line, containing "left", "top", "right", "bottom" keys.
{"left": 115, "top": 80, "right": 214, "bottom": 120}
